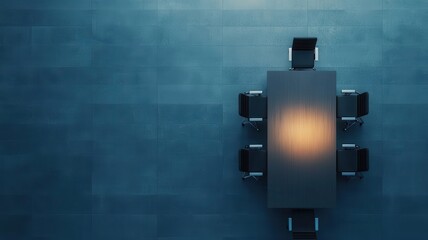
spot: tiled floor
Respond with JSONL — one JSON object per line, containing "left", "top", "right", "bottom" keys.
{"left": 1, "top": 0, "right": 428, "bottom": 239}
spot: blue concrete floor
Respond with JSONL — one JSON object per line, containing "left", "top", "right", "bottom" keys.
{"left": 1, "top": 0, "right": 428, "bottom": 239}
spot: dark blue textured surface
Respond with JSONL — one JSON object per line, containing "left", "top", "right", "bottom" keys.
{"left": 1, "top": 0, "right": 428, "bottom": 239}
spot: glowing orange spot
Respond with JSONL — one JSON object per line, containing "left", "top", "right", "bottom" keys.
{"left": 276, "top": 106, "right": 335, "bottom": 160}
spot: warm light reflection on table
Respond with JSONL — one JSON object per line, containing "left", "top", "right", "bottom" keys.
{"left": 276, "top": 105, "right": 335, "bottom": 161}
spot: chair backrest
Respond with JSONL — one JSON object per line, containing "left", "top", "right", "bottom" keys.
{"left": 238, "top": 93, "right": 267, "bottom": 119}
{"left": 239, "top": 93, "right": 249, "bottom": 118}
{"left": 238, "top": 148, "right": 267, "bottom": 173}
{"left": 357, "top": 148, "right": 369, "bottom": 171}
{"left": 357, "top": 92, "right": 369, "bottom": 117}
{"left": 292, "top": 38, "right": 317, "bottom": 69}
{"left": 292, "top": 38, "right": 317, "bottom": 50}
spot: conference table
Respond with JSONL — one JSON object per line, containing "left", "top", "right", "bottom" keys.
{"left": 267, "top": 71, "right": 336, "bottom": 208}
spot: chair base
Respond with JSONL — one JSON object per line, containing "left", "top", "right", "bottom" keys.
{"left": 241, "top": 173, "right": 260, "bottom": 181}
{"left": 356, "top": 172, "right": 364, "bottom": 179}
{"left": 242, "top": 120, "right": 260, "bottom": 131}
{"left": 343, "top": 118, "right": 364, "bottom": 131}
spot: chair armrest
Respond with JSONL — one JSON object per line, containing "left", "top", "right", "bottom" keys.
{"left": 315, "top": 218, "right": 319, "bottom": 231}
{"left": 342, "top": 89, "right": 356, "bottom": 94}
{"left": 315, "top": 47, "right": 319, "bottom": 61}
{"left": 246, "top": 90, "right": 263, "bottom": 95}
{"left": 249, "top": 117, "right": 263, "bottom": 121}
{"left": 249, "top": 172, "right": 263, "bottom": 177}
{"left": 342, "top": 172, "right": 356, "bottom": 176}
{"left": 342, "top": 143, "right": 357, "bottom": 148}
{"left": 248, "top": 144, "right": 263, "bottom": 148}
{"left": 341, "top": 117, "right": 356, "bottom": 121}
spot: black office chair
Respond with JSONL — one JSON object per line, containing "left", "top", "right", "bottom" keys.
{"left": 336, "top": 144, "right": 369, "bottom": 179}
{"left": 288, "top": 209, "right": 318, "bottom": 239}
{"left": 337, "top": 90, "right": 369, "bottom": 131}
{"left": 238, "top": 145, "right": 267, "bottom": 180}
{"left": 289, "top": 37, "right": 318, "bottom": 70}
{"left": 238, "top": 91, "right": 267, "bottom": 131}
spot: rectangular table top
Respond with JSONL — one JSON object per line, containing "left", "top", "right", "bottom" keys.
{"left": 267, "top": 71, "right": 336, "bottom": 208}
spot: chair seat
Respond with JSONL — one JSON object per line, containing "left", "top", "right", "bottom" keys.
{"left": 337, "top": 150, "right": 358, "bottom": 172}
{"left": 336, "top": 95, "right": 358, "bottom": 117}
{"left": 239, "top": 148, "right": 267, "bottom": 173}
{"left": 292, "top": 50, "right": 315, "bottom": 69}
{"left": 238, "top": 93, "right": 267, "bottom": 119}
